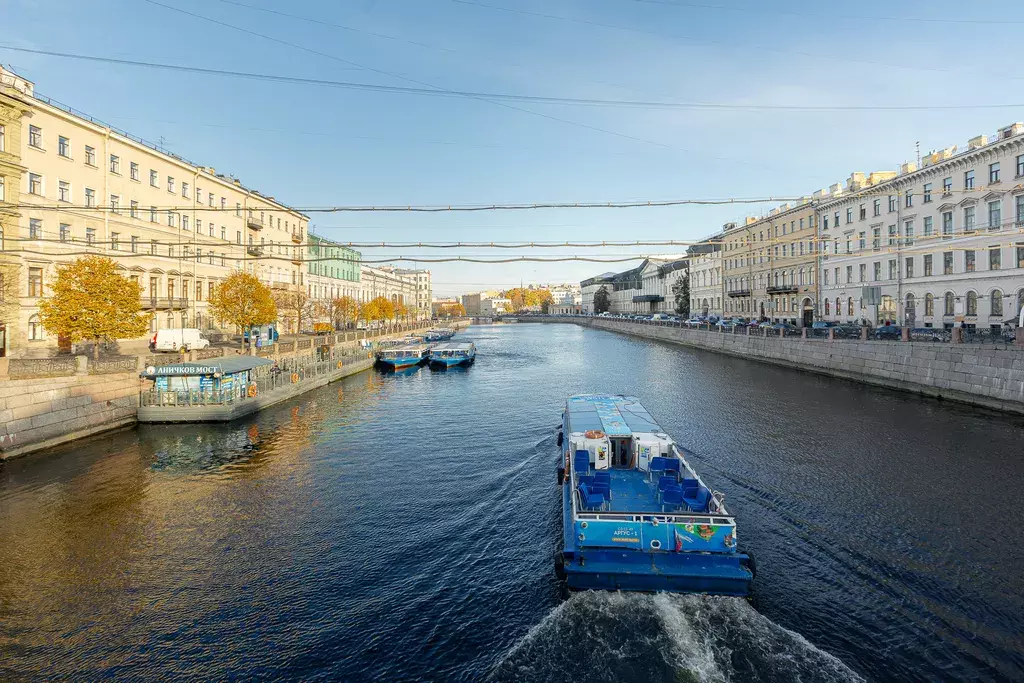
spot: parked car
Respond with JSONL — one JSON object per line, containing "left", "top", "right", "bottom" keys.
{"left": 811, "top": 321, "right": 836, "bottom": 330}
{"left": 874, "top": 325, "right": 902, "bottom": 340}
{"left": 771, "top": 322, "right": 797, "bottom": 331}
{"left": 151, "top": 328, "right": 210, "bottom": 352}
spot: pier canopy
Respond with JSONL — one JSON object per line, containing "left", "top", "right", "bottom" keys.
{"left": 140, "top": 356, "right": 274, "bottom": 379}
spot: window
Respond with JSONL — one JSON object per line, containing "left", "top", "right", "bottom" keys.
{"left": 992, "top": 290, "right": 1004, "bottom": 316}
{"left": 28, "top": 125, "right": 42, "bottom": 149}
{"left": 111, "top": 232, "right": 120, "bottom": 251}
{"left": 85, "top": 146, "right": 95, "bottom": 166}
{"left": 888, "top": 259, "right": 897, "bottom": 280}
{"left": 990, "top": 248, "right": 1001, "bottom": 270}
{"left": 86, "top": 227, "right": 95, "bottom": 245}
{"left": 965, "top": 250, "right": 976, "bottom": 272}
{"left": 846, "top": 265, "right": 853, "bottom": 283}
{"left": 1020, "top": 247, "right": 1024, "bottom": 267}
{"left": 60, "top": 223, "right": 70, "bottom": 242}
{"left": 943, "top": 251, "right": 954, "bottom": 275}
{"left": 208, "top": 192, "right": 214, "bottom": 207}
{"left": 208, "top": 222, "right": 215, "bottom": 237}
{"left": 942, "top": 211, "right": 953, "bottom": 237}
{"left": 846, "top": 208, "right": 853, "bottom": 223}
{"left": 28, "top": 267, "right": 43, "bottom": 297}
{"left": 150, "top": 206, "right": 157, "bottom": 223}
{"left": 182, "top": 181, "right": 190, "bottom": 198}
{"left": 0, "top": 176, "right": 3, "bottom": 202}
{"left": 130, "top": 161, "right": 139, "bottom": 181}
{"left": 196, "top": 187, "right": 202, "bottom": 202}
{"left": 28, "top": 173, "right": 43, "bottom": 195}
{"left": 130, "top": 200, "right": 138, "bottom": 218}
{"left": 823, "top": 269, "right": 829, "bottom": 286}
{"left": 858, "top": 231, "right": 866, "bottom": 250}
{"left": 221, "top": 197, "right": 226, "bottom": 210}
{"left": 872, "top": 226, "right": 881, "bottom": 248}
{"left": 182, "top": 215, "right": 189, "bottom": 231}
{"left": 873, "top": 199, "right": 881, "bottom": 216}
{"left": 83, "top": 187, "right": 95, "bottom": 207}
{"left": 236, "top": 230, "right": 242, "bottom": 244}
{"left": 110, "top": 194, "right": 120, "bottom": 213}
{"left": 150, "top": 169, "right": 158, "bottom": 187}
{"left": 923, "top": 216, "right": 933, "bottom": 237}
{"left": 904, "top": 219, "right": 914, "bottom": 243}
{"left": 905, "top": 190, "right": 913, "bottom": 208}
{"left": 150, "top": 240, "right": 157, "bottom": 255}
{"left": 888, "top": 224, "right": 897, "bottom": 246}
{"left": 945, "top": 292, "right": 955, "bottom": 316}
{"left": 834, "top": 212, "right": 840, "bottom": 228}
{"left": 873, "top": 262, "right": 881, "bottom": 281}
{"left": 906, "top": 257, "right": 914, "bottom": 278}
{"left": 58, "top": 180, "right": 70, "bottom": 202}
{"left": 29, "top": 218, "right": 42, "bottom": 239}
{"left": 966, "top": 291, "right": 977, "bottom": 316}
{"left": 167, "top": 210, "right": 176, "bottom": 227}
{"left": 0, "top": 123, "right": 4, "bottom": 151}
{"left": 989, "top": 200, "right": 1001, "bottom": 230}
{"left": 131, "top": 235, "right": 139, "bottom": 253}
{"left": 1019, "top": 195, "right": 1024, "bottom": 226}
{"left": 168, "top": 176, "right": 175, "bottom": 193}
{"left": 989, "top": 162, "right": 1000, "bottom": 184}
{"left": 236, "top": 202, "right": 242, "bottom": 217}
{"left": 58, "top": 135, "right": 70, "bottom": 157}
{"left": 221, "top": 226, "right": 226, "bottom": 240}
{"left": 923, "top": 183, "right": 932, "bottom": 203}
{"left": 943, "top": 177, "right": 952, "bottom": 195}
{"left": 824, "top": 299, "right": 830, "bottom": 315}
{"left": 834, "top": 267, "right": 840, "bottom": 284}
{"left": 925, "top": 293, "right": 934, "bottom": 316}
{"left": 859, "top": 263, "right": 866, "bottom": 282}
{"left": 1018, "top": 154, "right": 1024, "bottom": 178}
{"left": 964, "top": 170, "right": 975, "bottom": 190}
{"left": 887, "top": 195, "right": 896, "bottom": 212}
{"left": 847, "top": 297, "right": 853, "bottom": 316}
{"left": 28, "top": 316, "right": 43, "bottom": 341}
{"left": 964, "top": 205, "right": 976, "bottom": 231}
{"left": 109, "top": 154, "right": 120, "bottom": 174}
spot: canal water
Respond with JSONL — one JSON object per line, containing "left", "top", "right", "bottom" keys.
{"left": 1, "top": 324, "right": 1022, "bottom": 681}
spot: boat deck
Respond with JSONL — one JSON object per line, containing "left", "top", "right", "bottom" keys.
{"left": 600, "top": 468, "right": 661, "bottom": 513}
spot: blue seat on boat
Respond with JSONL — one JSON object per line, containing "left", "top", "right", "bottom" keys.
{"left": 663, "top": 458, "right": 681, "bottom": 474}
{"left": 574, "top": 451, "right": 590, "bottom": 475}
{"left": 578, "top": 475, "right": 609, "bottom": 496}
{"left": 578, "top": 482, "right": 606, "bottom": 510}
{"left": 681, "top": 477, "right": 698, "bottom": 490}
{"left": 683, "top": 487, "right": 710, "bottom": 512}
{"left": 593, "top": 471, "right": 610, "bottom": 483}
{"left": 657, "top": 475, "right": 678, "bottom": 493}
{"left": 662, "top": 488, "right": 684, "bottom": 511}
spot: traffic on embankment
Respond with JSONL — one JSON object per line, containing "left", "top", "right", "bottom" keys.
{"left": 0, "top": 320, "right": 469, "bottom": 460}
{"left": 524, "top": 314, "right": 1024, "bottom": 415}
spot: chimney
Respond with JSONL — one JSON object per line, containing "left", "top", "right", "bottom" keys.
{"left": 1000, "top": 122, "right": 1024, "bottom": 139}
{"left": 847, "top": 172, "right": 866, "bottom": 191}
{"left": 968, "top": 135, "right": 987, "bottom": 150}
{"left": 899, "top": 161, "right": 917, "bottom": 175}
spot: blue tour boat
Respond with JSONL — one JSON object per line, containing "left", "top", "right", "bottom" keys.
{"left": 421, "top": 327, "right": 457, "bottom": 343}
{"left": 377, "top": 344, "right": 429, "bottom": 370}
{"left": 556, "top": 394, "right": 754, "bottom": 595}
{"left": 428, "top": 342, "right": 476, "bottom": 368}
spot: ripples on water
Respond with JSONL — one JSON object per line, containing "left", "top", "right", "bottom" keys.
{"left": 1, "top": 324, "right": 1022, "bottom": 681}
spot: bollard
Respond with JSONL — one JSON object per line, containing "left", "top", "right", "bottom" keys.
{"left": 801, "top": 328, "right": 808, "bottom": 339}
{"left": 1017, "top": 327, "right": 1024, "bottom": 347}
{"left": 778, "top": 327, "right": 784, "bottom": 338}
{"left": 951, "top": 327, "right": 963, "bottom": 344}
{"left": 901, "top": 327, "right": 910, "bottom": 342}
{"left": 860, "top": 326, "right": 869, "bottom": 341}
{"left": 746, "top": 326, "right": 751, "bottom": 336}
{"left": 828, "top": 328, "right": 835, "bottom": 341}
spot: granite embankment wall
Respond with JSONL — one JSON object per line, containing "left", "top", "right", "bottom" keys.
{"left": 541, "top": 317, "right": 1024, "bottom": 414}
{"left": 0, "top": 372, "right": 139, "bottom": 459}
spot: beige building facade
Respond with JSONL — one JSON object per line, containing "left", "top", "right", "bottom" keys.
{"left": 0, "top": 67, "right": 309, "bottom": 356}
{"left": 722, "top": 200, "right": 819, "bottom": 326}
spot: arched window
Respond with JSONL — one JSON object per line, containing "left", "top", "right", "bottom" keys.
{"left": 824, "top": 299, "right": 831, "bottom": 315}
{"left": 835, "top": 298, "right": 842, "bottom": 317}
{"left": 925, "top": 293, "right": 934, "bottom": 316}
{"left": 944, "top": 292, "right": 955, "bottom": 316}
{"left": 789, "top": 270, "right": 795, "bottom": 286}
{"left": 798, "top": 268, "right": 804, "bottom": 285}
{"left": 848, "top": 297, "right": 854, "bottom": 316}
{"left": 966, "top": 291, "right": 977, "bottom": 316}
{"left": 906, "top": 293, "right": 915, "bottom": 312}
{"left": 28, "top": 315, "right": 44, "bottom": 340}
{"left": 991, "top": 290, "right": 1004, "bottom": 317}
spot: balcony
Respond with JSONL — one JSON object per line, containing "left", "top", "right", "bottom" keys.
{"left": 141, "top": 297, "right": 189, "bottom": 310}
{"left": 727, "top": 289, "right": 751, "bottom": 298}
{"left": 247, "top": 245, "right": 264, "bottom": 257}
{"left": 247, "top": 215, "right": 264, "bottom": 230}
{"left": 291, "top": 231, "right": 302, "bottom": 244}
{"left": 291, "top": 254, "right": 303, "bottom": 265}
{"left": 766, "top": 285, "right": 798, "bottom": 294}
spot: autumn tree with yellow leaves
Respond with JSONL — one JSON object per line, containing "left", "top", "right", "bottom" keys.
{"left": 207, "top": 271, "right": 277, "bottom": 350}
{"left": 37, "top": 255, "right": 151, "bottom": 360}
{"left": 333, "top": 295, "right": 360, "bottom": 329}
{"left": 501, "top": 287, "right": 553, "bottom": 312}
{"left": 361, "top": 296, "right": 394, "bottom": 325}
{"left": 436, "top": 302, "right": 465, "bottom": 318}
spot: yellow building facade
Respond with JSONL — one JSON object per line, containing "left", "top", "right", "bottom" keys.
{"left": 0, "top": 67, "right": 308, "bottom": 357}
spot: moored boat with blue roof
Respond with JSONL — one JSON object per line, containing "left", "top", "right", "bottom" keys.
{"left": 428, "top": 342, "right": 476, "bottom": 368}
{"left": 556, "top": 394, "right": 754, "bottom": 596}
{"left": 377, "top": 343, "right": 430, "bottom": 370}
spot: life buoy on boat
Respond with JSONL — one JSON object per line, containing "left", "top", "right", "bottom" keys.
{"left": 583, "top": 430, "right": 605, "bottom": 439}
{"left": 247, "top": 383, "right": 258, "bottom": 398}
{"left": 291, "top": 373, "right": 300, "bottom": 383}
{"left": 337, "top": 361, "right": 344, "bottom": 369}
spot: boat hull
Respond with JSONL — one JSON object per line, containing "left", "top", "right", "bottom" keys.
{"left": 428, "top": 355, "right": 474, "bottom": 367}
{"left": 378, "top": 356, "right": 425, "bottom": 369}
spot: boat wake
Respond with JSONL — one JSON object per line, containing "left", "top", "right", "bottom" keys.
{"left": 489, "top": 592, "right": 863, "bottom": 683}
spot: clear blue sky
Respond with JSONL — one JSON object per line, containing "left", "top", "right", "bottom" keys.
{"left": 4, "top": 0, "right": 1021, "bottom": 296}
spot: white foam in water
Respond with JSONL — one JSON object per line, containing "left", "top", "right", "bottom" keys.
{"left": 490, "top": 593, "right": 864, "bottom": 683}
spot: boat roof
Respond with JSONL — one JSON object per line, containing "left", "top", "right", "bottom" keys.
{"left": 432, "top": 342, "right": 474, "bottom": 352}
{"left": 565, "top": 394, "right": 662, "bottom": 437}
{"left": 142, "top": 356, "right": 273, "bottom": 377}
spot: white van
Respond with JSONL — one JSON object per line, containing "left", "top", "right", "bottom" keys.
{"left": 151, "top": 328, "right": 210, "bottom": 352}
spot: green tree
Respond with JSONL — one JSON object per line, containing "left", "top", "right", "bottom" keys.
{"left": 37, "top": 255, "right": 151, "bottom": 360}
{"left": 207, "top": 271, "right": 277, "bottom": 350}
{"left": 672, "top": 274, "right": 690, "bottom": 317}
{"left": 593, "top": 285, "right": 611, "bottom": 314}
